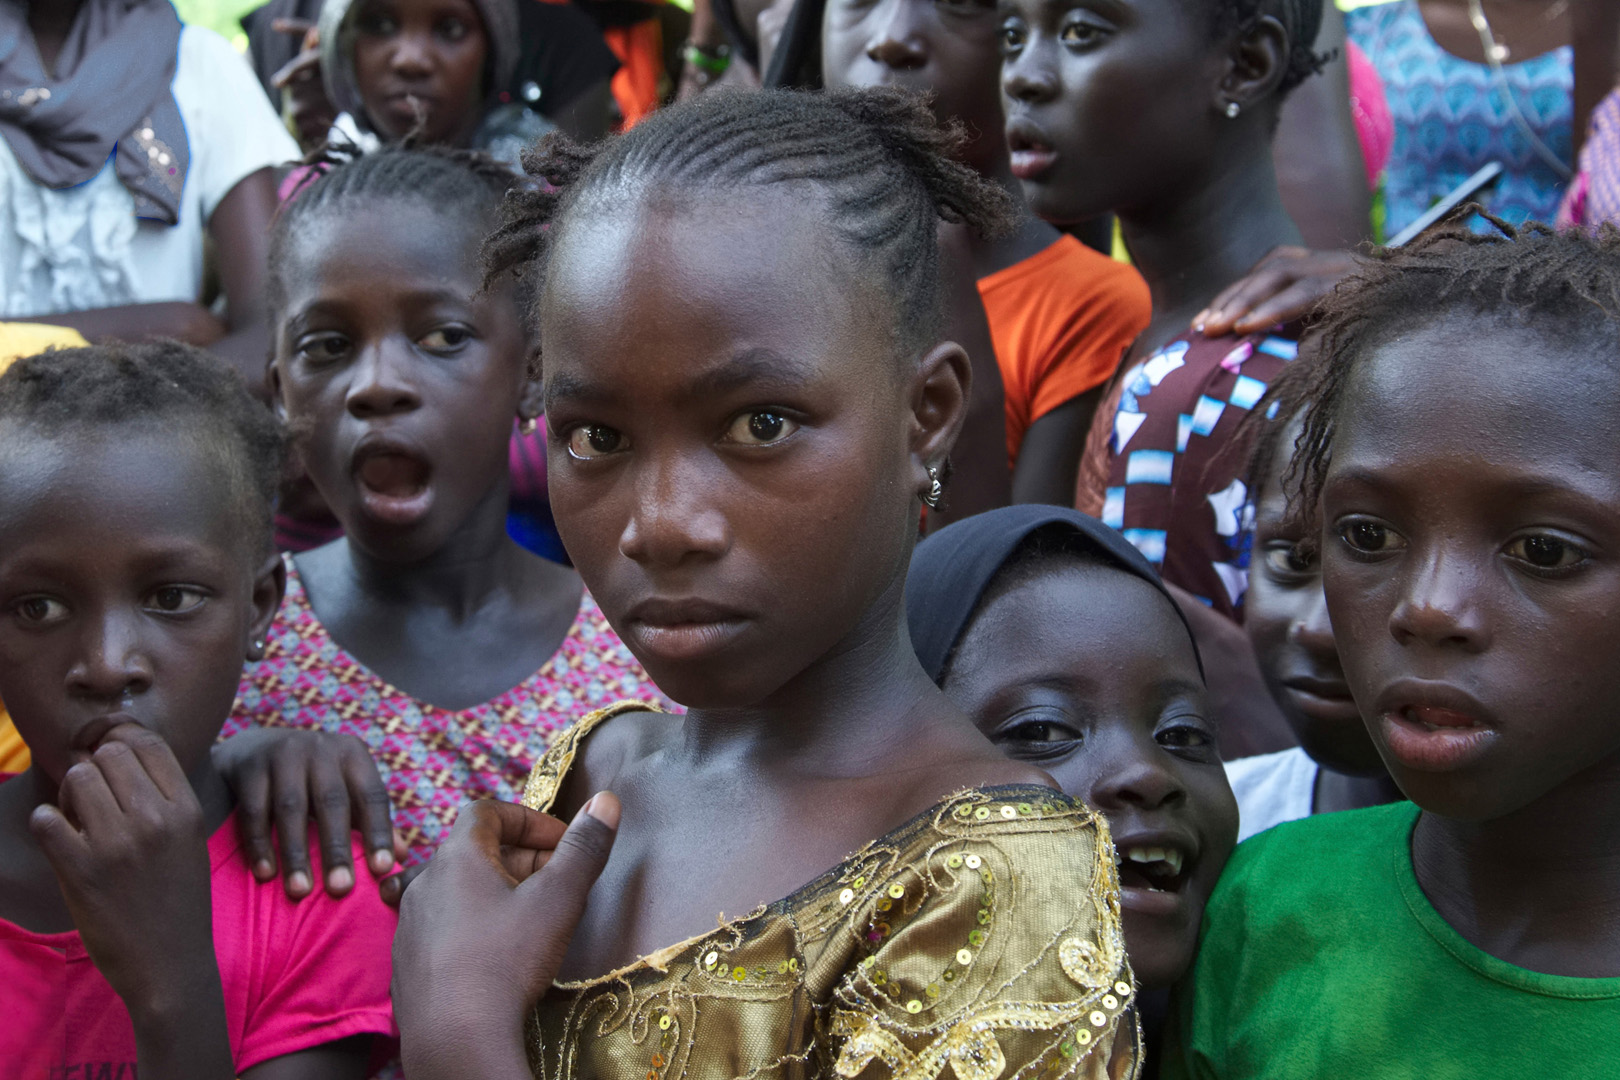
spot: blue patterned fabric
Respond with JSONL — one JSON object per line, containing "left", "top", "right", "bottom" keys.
{"left": 1347, "top": 0, "right": 1571, "bottom": 236}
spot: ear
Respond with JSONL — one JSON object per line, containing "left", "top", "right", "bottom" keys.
{"left": 245, "top": 552, "right": 287, "bottom": 662}
{"left": 907, "top": 341, "right": 972, "bottom": 503}
{"left": 1218, "top": 14, "right": 1289, "bottom": 116}
{"left": 268, "top": 359, "right": 291, "bottom": 425}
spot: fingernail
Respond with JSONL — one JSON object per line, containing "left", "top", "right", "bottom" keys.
{"left": 370, "top": 849, "right": 395, "bottom": 874}
{"left": 288, "top": 871, "right": 312, "bottom": 896}
{"left": 328, "top": 866, "right": 354, "bottom": 892}
{"left": 581, "top": 792, "right": 620, "bottom": 830}
{"left": 254, "top": 859, "right": 275, "bottom": 880}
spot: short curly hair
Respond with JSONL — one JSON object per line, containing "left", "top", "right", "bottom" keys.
{"left": 1291, "top": 211, "right": 1620, "bottom": 520}
{"left": 0, "top": 341, "right": 287, "bottom": 554}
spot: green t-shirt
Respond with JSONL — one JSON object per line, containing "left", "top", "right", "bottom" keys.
{"left": 1165, "top": 801, "right": 1620, "bottom": 1079}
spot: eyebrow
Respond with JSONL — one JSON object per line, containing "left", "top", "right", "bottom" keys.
{"left": 284, "top": 289, "right": 476, "bottom": 336}
{"left": 546, "top": 347, "right": 822, "bottom": 409}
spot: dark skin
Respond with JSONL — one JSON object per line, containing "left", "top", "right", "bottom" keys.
{"left": 999, "top": 0, "right": 1305, "bottom": 364}
{"left": 942, "top": 563, "right": 1237, "bottom": 991}
{"left": 350, "top": 0, "right": 488, "bottom": 145}
{"left": 1320, "top": 316, "right": 1620, "bottom": 978}
{"left": 24, "top": 0, "right": 279, "bottom": 394}
{"left": 1244, "top": 418, "right": 1401, "bottom": 814}
{"left": 215, "top": 201, "right": 578, "bottom": 903}
{"left": 391, "top": 189, "right": 1053, "bottom": 1077}
{"left": 0, "top": 427, "right": 371, "bottom": 1078}
{"left": 823, "top": 0, "right": 1101, "bottom": 503}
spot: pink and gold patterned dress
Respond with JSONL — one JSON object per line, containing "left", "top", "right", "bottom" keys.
{"left": 225, "top": 559, "right": 672, "bottom": 866}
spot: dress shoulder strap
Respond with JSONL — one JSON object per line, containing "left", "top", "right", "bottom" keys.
{"left": 520, "top": 699, "right": 663, "bottom": 812}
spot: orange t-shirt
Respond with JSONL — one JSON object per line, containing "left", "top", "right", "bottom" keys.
{"left": 976, "top": 235, "right": 1151, "bottom": 466}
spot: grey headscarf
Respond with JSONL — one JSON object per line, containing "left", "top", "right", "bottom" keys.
{"left": 0, "top": 0, "right": 189, "bottom": 224}
{"left": 317, "top": 0, "right": 520, "bottom": 133}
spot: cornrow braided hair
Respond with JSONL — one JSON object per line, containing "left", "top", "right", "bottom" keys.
{"left": 1212, "top": 0, "right": 1329, "bottom": 96}
{"left": 0, "top": 341, "right": 287, "bottom": 552}
{"left": 483, "top": 86, "right": 1019, "bottom": 363}
{"left": 268, "top": 141, "right": 522, "bottom": 318}
{"left": 1292, "top": 209, "right": 1620, "bottom": 524}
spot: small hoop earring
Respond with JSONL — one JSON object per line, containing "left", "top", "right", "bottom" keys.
{"left": 518, "top": 416, "right": 538, "bottom": 436}
{"left": 1224, "top": 101, "right": 1241, "bottom": 120}
{"left": 921, "top": 465, "right": 944, "bottom": 510}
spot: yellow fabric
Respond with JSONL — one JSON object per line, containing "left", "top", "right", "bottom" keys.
{"left": 0, "top": 323, "right": 88, "bottom": 376}
{"left": 0, "top": 706, "right": 28, "bottom": 774}
{"left": 522, "top": 702, "right": 1140, "bottom": 1080}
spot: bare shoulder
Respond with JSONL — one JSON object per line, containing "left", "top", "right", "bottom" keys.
{"left": 547, "top": 705, "right": 678, "bottom": 819}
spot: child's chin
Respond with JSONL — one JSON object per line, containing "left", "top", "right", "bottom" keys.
{"left": 1119, "top": 908, "right": 1197, "bottom": 991}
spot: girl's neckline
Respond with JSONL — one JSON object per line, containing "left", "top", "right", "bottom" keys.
{"left": 1410, "top": 0, "right": 1572, "bottom": 68}
{"left": 549, "top": 781, "right": 1075, "bottom": 991}
{"left": 277, "top": 555, "right": 590, "bottom": 712}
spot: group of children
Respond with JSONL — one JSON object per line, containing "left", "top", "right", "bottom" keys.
{"left": 2, "top": 0, "right": 1619, "bottom": 1077}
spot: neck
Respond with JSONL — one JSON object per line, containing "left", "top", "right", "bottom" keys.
{"left": 28, "top": 0, "right": 87, "bottom": 74}
{"left": 1411, "top": 750, "right": 1620, "bottom": 977}
{"left": 338, "top": 479, "right": 528, "bottom": 621}
{"left": 675, "top": 575, "right": 963, "bottom": 777}
{"left": 965, "top": 149, "right": 1063, "bottom": 279}
{"left": 1120, "top": 139, "right": 1302, "bottom": 345}
{"left": 1313, "top": 766, "right": 1405, "bottom": 815}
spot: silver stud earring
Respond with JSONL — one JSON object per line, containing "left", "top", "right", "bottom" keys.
{"left": 252, "top": 638, "right": 264, "bottom": 652}
{"left": 1225, "top": 101, "right": 1241, "bottom": 120}
{"left": 922, "top": 465, "right": 944, "bottom": 510}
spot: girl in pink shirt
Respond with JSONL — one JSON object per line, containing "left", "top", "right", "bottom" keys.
{"left": 0, "top": 342, "right": 397, "bottom": 1079}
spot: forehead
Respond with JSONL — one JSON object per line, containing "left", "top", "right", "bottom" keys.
{"left": 1334, "top": 316, "right": 1620, "bottom": 488}
{"left": 957, "top": 560, "right": 1199, "bottom": 684}
{"left": 0, "top": 425, "right": 253, "bottom": 566}
{"left": 355, "top": 0, "right": 483, "bottom": 24}
{"left": 541, "top": 188, "right": 898, "bottom": 386}
{"left": 278, "top": 201, "right": 488, "bottom": 310}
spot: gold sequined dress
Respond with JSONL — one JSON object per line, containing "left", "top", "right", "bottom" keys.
{"left": 519, "top": 703, "right": 1141, "bottom": 1080}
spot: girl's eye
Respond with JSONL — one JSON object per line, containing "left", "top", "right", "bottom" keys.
{"left": 437, "top": 16, "right": 469, "bottom": 40}
{"left": 420, "top": 326, "right": 474, "bottom": 353}
{"left": 999, "top": 718, "right": 1081, "bottom": 745}
{"left": 567, "top": 424, "right": 627, "bottom": 460}
{"left": 1058, "top": 17, "right": 1105, "bottom": 47}
{"left": 146, "top": 586, "right": 207, "bottom": 614}
{"left": 999, "top": 18, "right": 1026, "bottom": 52}
{"left": 724, "top": 411, "right": 798, "bottom": 446}
{"left": 15, "top": 596, "right": 68, "bottom": 625}
{"left": 1262, "top": 540, "right": 1316, "bottom": 578}
{"left": 1337, "top": 518, "right": 1404, "bottom": 555}
{"left": 1505, "top": 534, "right": 1587, "bottom": 571}
{"left": 296, "top": 334, "right": 351, "bottom": 365}
{"left": 358, "top": 12, "right": 398, "bottom": 34}
{"left": 1157, "top": 723, "right": 1212, "bottom": 750}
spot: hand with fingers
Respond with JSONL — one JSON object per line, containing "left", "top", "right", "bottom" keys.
{"left": 1193, "top": 246, "right": 1361, "bottom": 338}
{"left": 271, "top": 17, "right": 336, "bottom": 151}
{"left": 30, "top": 724, "right": 237, "bottom": 1078}
{"left": 212, "top": 726, "right": 400, "bottom": 902}
{"left": 393, "top": 793, "right": 621, "bottom": 1080}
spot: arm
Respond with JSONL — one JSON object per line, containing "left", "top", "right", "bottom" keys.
{"left": 1573, "top": 0, "right": 1620, "bottom": 159}
{"left": 393, "top": 796, "right": 619, "bottom": 1079}
{"left": 30, "top": 726, "right": 237, "bottom": 1080}
{"left": 213, "top": 726, "right": 400, "bottom": 901}
{"left": 1273, "top": 3, "right": 1371, "bottom": 249}
{"left": 1010, "top": 386, "right": 1102, "bottom": 506}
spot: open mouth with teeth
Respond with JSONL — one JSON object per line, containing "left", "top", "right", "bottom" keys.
{"left": 1115, "top": 845, "right": 1189, "bottom": 893}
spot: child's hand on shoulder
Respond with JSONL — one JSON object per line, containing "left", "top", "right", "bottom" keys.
{"left": 29, "top": 724, "right": 220, "bottom": 1018}
{"left": 392, "top": 794, "right": 620, "bottom": 1078}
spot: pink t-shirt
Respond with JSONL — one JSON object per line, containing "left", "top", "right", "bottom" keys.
{"left": 0, "top": 810, "right": 398, "bottom": 1078}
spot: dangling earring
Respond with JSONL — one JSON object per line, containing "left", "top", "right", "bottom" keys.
{"left": 1224, "top": 101, "right": 1241, "bottom": 120}
{"left": 921, "top": 465, "right": 944, "bottom": 510}
{"left": 519, "top": 416, "right": 538, "bottom": 436}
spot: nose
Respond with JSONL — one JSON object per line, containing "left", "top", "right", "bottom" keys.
{"left": 865, "top": 0, "right": 928, "bottom": 70}
{"left": 67, "top": 609, "right": 153, "bottom": 703}
{"left": 1388, "top": 544, "right": 1489, "bottom": 654}
{"left": 1003, "top": 44, "right": 1058, "bottom": 104}
{"left": 1084, "top": 729, "right": 1186, "bottom": 814}
{"left": 389, "top": 32, "right": 434, "bottom": 78}
{"left": 1290, "top": 583, "right": 1339, "bottom": 664}
{"left": 345, "top": 342, "right": 422, "bottom": 420}
{"left": 618, "top": 450, "right": 731, "bottom": 569}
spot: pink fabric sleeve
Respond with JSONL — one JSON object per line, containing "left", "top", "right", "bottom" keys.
{"left": 1346, "top": 40, "right": 1393, "bottom": 189}
{"left": 213, "top": 821, "right": 399, "bottom": 1072}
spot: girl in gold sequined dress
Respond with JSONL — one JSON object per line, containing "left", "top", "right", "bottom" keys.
{"left": 390, "top": 88, "right": 1140, "bottom": 1080}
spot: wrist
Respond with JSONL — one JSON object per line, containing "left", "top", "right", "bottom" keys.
{"left": 683, "top": 39, "right": 731, "bottom": 76}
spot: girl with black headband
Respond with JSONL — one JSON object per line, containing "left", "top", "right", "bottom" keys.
{"left": 908, "top": 506, "right": 1239, "bottom": 1061}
